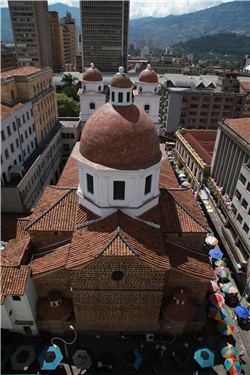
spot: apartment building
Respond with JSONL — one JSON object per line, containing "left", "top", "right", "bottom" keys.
{"left": 1, "top": 43, "right": 17, "bottom": 70}
{"left": 1, "top": 66, "right": 58, "bottom": 145}
{"left": 8, "top": 0, "right": 53, "bottom": 69}
{"left": 210, "top": 118, "right": 250, "bottom": 278}
{"left": 174, "top": 129, "right": 217, "bottom": 190}
{"left": 240, "top": 81, "right": 250, "bottom": 118}
{"left": 59, "top": 12, "right": 78, "bottom": 69}
{"left": 49, "top": 11, "right": 62, "bottom": 71}
{"left": 80, "top": 1, "right": 129, "bottom": 72}
{"left": 160, "top": 75, "right": 246, "bottom": 132}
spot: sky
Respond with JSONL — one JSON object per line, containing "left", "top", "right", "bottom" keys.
{"left": 1, "top": 0, "right": 239, "bottom": 19}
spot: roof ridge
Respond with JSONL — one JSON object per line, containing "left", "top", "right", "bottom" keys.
{"left": 25, "top": 188, "right": 77, "bottom": 231}
{"left": 1, "top": 217, "right": 30, "bottom": 221}
{"left": 99, "top": 210, "right": 138, "bottom": 256}
{"left": 163, "top": 188, "right": 210, "bottom": 232}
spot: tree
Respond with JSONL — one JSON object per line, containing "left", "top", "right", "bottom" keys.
{"left": 56, "top": 93, "right": 80, "bottom": 117}
{"left": 61, "top": 73, "right": 78, "bottom": 87}
{"left": 63, "top": 84, "right": 79, "bottom": 101}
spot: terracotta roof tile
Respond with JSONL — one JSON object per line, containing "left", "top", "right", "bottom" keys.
{"left": 57, "top": 156, "right": 79, "bottom": 187}
{"left": 1, "top": 218, "right": 30, "bottom": 242}
{"left": 1, "top": 101, "right": 26, "bottom": 120}
{"left": 67, "top": 211, "right": 170, "bottom": 270}
{"left": 182, "top": 132, "right": 216, "bottom": 165}
{"left": 224, "top": 118, "right": 250, "bottom": 143}
{"left": 1, "top": 237, "right": 31, "bottom": 267}
{"left": 76, "top": 204, "right": 100, "bottom": 225}
{"left": 31, "top": 243, "right": 70, "bottom": 276}
{"left": 138, "top": 204, "right": 161, "bottom": 226}
{"left": 159, "top": 158, "right": 180, "bottom": 189}
{"left": 26, "top": 188, "right": 78, "bottom": 232}
{"left": 1, "top": 265, "right": 30, "bottom": 304}
{"left": 166, "top": 242, "right": 215, "bottom": 279}
{"left": 1, "top": 66, "right": 41, "bottom": 78}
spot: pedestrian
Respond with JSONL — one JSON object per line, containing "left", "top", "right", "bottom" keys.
{"left": 239, "top": 351, "right": 244, "bottom": 359}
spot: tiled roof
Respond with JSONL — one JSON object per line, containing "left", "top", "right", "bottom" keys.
{"left": 67, "top": 210, "right": 170, "bottom": 270}
{"left": 76, "top": 204, "right": 100, "bottom": 225}
{"left": 159, "top": 158, "right": 180, "bottom": 189}
{"left": 1, "top": 265, "right": 30, "bottom": 304}
{"left": 26, "top": 187, "right": 77, "bottom": 231}
{"left": 31, "top": 242, "right": 70, "bottom": 276}
{"left": 166, "top": 241, "right": 215, "bottom": 279}
{"left": 56, "top": 156, "right": 79, "bottom": 187}
{"left": 182, "top": 132, "right": 216, "bottom": 165}
{"left": 138, "top": 204, "right": 161, "bottom": 226}
{"left": 1, "top": 218, "right": 30, "bottom": 242}
{"left": 240, "top": 81, "right": 250, "bottom": 92}
{"left": 1, "top": 66, "right": 41, "bottom": 78}
{"left": 1, "top": 101, "right": 26, "bottom": 120}
{"left": 223, "top": 118, "right": 250, "bottom": 143}
{"left": 1, "top": 237, "right": 30, "bottom": 267}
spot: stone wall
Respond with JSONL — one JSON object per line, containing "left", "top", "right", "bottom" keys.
{"left": 29, "top": 231, "right": 73, "bottom": 248}
{"left": 33, "top": 269, "right": 71, "bottom": 298}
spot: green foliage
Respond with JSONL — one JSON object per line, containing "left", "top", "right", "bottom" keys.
{"left": 63, "top": 84, "right": 79, "bottom": 101}
{"left": 56, "top": 93, "right": 80, "bottom": 117}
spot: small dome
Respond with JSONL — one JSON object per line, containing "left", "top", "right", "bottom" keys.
{"left": 110, "top": 66, "right": 132, "bottom": 88}
{"left": 80, "top": 102, "right": 161, "bottom": 170}
{"left": 173, "top": 288, "right": 190, "bottom": 302}
{"left": 138, "top": 64, "right": 158, "bottom": 83}
{"left": 82, "top": 63, "right": 103, "bottom": 81}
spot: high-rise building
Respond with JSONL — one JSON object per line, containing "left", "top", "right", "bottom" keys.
{"left": 8, "top": 1, "right": 53, "bottom": 68}
{"left": 80, "top": 1, "right": 129, "bottom": 72}
{"left": 49, "top": 11, "right": 62, "bottom": 71}
{"left": 58, "top": 12, "right": 79, "bottom": 69}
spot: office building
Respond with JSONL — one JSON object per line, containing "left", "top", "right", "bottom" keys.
{"left": 8, "top": 1, "right": 53, "bottom": 68}
{"left": 80, "top": 1, "right": 129, "bottom": 72}
{"left": 59, "top": 12, "right": 79, "bottom": 69}
{"left": 49, "top": 11, "right": 62, "bottom": 71}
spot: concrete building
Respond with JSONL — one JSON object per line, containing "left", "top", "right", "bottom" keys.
{"left": 174, "top": 129, "right": 217, "bottom": 190}
{"left": 240, "top": 81, "right": 250, "bottom": 118}
{"left": 210, "top": 118, "right": 250, "bottom": 280}
{"left": 140, "top": 46, "right": 149, "bottom": 57}
{"left": 149, "top": 54, "right": 185, "bottom": 75}
{"left": 8, "top": 0, "right": 53, "bottom": 68}
{"left": 1, "top": 43, "right": 17, "bottom": 70}
{"left": 80, "top": 0, "right": 129, "bottom": 72}
{"left": 1, "top": 67, "right": 214, "bottom": 337}
{"left": 59, "top": 12, "right": 78, "bottom": 69}
{"left": 1, "top": 66, "right": 58, "bottom": 145}
{"left": 160, "top": 75, "right": 246, "bottom": 133}
{"left": 49, "top": 11, "right": 62, "bottom": 71}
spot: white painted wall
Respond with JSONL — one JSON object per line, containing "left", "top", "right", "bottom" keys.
{"left": 79, "top": 78, "right": 106, "bottom": 122}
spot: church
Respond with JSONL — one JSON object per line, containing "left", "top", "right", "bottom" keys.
{"left": 1, "top": 64, "right": 214, "bottom": 337}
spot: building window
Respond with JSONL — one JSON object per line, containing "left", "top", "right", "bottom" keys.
{"left": 30, "top": 109, "right": 33, "bottom": 117}
{"left": 12, "top": 296, "right": 21, "bottom": 301}
{"left": 18, "top": 118, "right": 21, "bottom": 127}
{"left": 11, "top": 90, "right": 14, "bottom": 99}
{"left": 29, "top": 127, "right": 32, "bottom": 134}
{"left": 26, "top": 111, "right": 29, "bottom": 120}
{"left": 87, "top": 173, "right": 94, "bottom": 194}
{"left": 1, "top": 130, "right": 6, "bottom": 141}
{"left": 63, "top": 144, "right": 70, "bottom": 152}
{"left": 242, "top": 199, "right": 248, "bottom": 210}
{"left": 144, "top": 104, "right": 150, "bottom": 113}
{"left": 31, "top": 141, "right": 34, "bottom": 148}
{"left": 5, "top": 148, "right": 9, "bottom": 159}
{"left": 18, "top": 154, "right": 22, "bottom": 162}
{"left": 145, "top": 175, "right": 152, "bottom": 195}
{"left": 12, "top": 121, "right": 17, "bottom": 132}
{"left": 239, "top": 173, "right": 246, "bottom": 186}
{"left": 231, "top": 203, "right": 237, "bottom": 216}
{"left": 10, "top": 143, "right": 14, "bottom": 153}
{"left": 127, "top": 92, "right": 130, "bottom": 102}
{"left": 25, "top": 130, "right": 28, "bottom": 139}
{"left": 237, "top": 214, "right": 243, "bottom": 224}
{"left": 118, "top": 92, "right": 123, "bottom": 103}
{"left": 98, "top": 85, "right": 102, "bottom": 91}
{"left": 114, "top": 181, "right": 125, "bottom": 200}
{"left": 112, "top": 92, "right": 115, "bottom": 101}
{"left": 7, "top": 126, "right": 11, "bottom": 136}
{"left": 27, "top": 145, "right": 30, "bottom": 154}
{"left": 71, "top": 133, "right": 74, "bottom": 139}
{"left": 243, "top": 223, "right": 249, "bottom": 234}
{"left": 247, "top": 182, "right": 250, "bottom": 193}
{"left": 16, "top": 138, "right": 19, "bottom": 147}
{"left": 22, "top": 114, "right": 26, "bottom": 123}
{"left": 235, "top": 189, "right": 242, "bottom": 201}
{"left": 90, "top": 102, "right": 95, "bottom": 110}
{"left": 23, "top": 149, "right": 26, "bottom": 157}
{"left": 112, "top": 271, "right": 123, "bottom": 281}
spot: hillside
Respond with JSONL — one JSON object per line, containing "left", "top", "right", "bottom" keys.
{"left": 1, "top": 1, "right": 249, "bottom": 46}
{"left": 172, "top": 33, "right": 250, "bottom": 60}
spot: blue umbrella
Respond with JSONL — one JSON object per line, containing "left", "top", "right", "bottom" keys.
{"left": 209, "top": 248, "right": 224, "bottom": 260}
{"left": 1, "top": 345, "right": 11, "bottom": 367}
{"left": 38, "top": 346, "right": 63, "bottom": 370}
{"left": 235, "top": 305, "right": 250, "bottom": 319}
{"left": 181, "top": 167, "right": 185, "bottom": 170}
{"left": 180, "top": 177, "right": 187, "bottom": 182}
{"left": 124, "top": 349, "right": 142, "bottom": 370}
{"left": 194, "top": 348, "right": 215, "bottom": 368}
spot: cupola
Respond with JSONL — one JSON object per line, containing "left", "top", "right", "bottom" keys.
{"left": 109, "top": 67, "right": 133, "bottom": 106}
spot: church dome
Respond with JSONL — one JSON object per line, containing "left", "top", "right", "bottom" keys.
{"left": 138, "top": 64, "right": 158, "bottom": 83}
{"left": 110, "top": 66, "right": 132, "bottom": 88}
{"left": 82, "top": 63, "right": 103, "bottom": 81}
{"left": 79, "top": 102, "right": 161, "bottom": 170}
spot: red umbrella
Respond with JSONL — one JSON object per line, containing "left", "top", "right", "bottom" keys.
{"left": 208, "top": 281, "right": 219, "bottom": 293}
{"left": 209, "top": 293, "right": 225, "bottom": 306}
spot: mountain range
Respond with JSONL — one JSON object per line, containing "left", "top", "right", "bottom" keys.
{"left": 1, "top": 1, "right": 249, "bottom": 47}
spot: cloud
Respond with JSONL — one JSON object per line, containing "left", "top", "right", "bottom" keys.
{"left": 1, "top": 0, "right": 237, "bottom": 19}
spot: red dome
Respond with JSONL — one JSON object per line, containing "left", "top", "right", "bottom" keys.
{"left": 138, "top": 64, "right": 158, "bottom": 83}
{"left": 110, "top": 67, "right": 132, "bottom": 88}
{"left": 80, "top": 103, "right": 161, "bottom": 170}
{"left": 82, "top": 63, "right": 103, "bottom": 81}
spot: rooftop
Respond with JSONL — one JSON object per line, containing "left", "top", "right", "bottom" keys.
{"left": 1, "top": 265, "right": 30, "bottom": 304}
{"left": 1, "top": 100, "right": 27, "bottom": 120}
{"left": 1, "top": 66, "right": 41, "bottom": 78}
{"left": 223, "top": 118, "right": 250, "bottom": 144}
{"left": 182, "top": 132, "right": 217, "bottom": 165}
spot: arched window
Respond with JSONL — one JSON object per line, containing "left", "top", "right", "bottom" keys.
{"left": 98, "top": 85, "right": 102, "bottom": 91}
{"left": 83, "top": 85, "right": 86, "bottom": 91}
{"left": 144, "top": 104, "right": 150, "bottom": 113}
{"left": 90, "top": 102, "right": 95, "bottom": 110}
{"left": 139, "top": 86, "right": 142, "bottom": 93}
{"left": 154, "top": 87, "right": 158, "bottom": 93}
